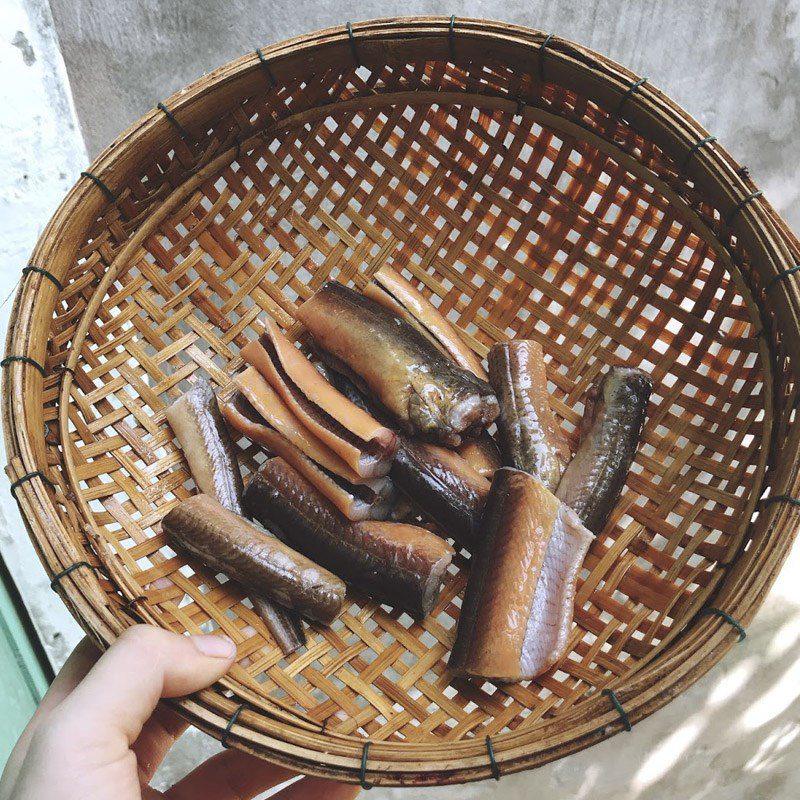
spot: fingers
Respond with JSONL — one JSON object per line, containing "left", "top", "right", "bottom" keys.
{"left": 53, "top": 626, "right": 236, "bottom": 753}
{"left": 41, "top": 637, "right": 102, "bottom": 705}
{"left": 133, "top": 703, "right": 190, "bottom": 783}
{"left": 273, "top": 776, "right": 361, "bottom": 800}
{"left": 0, "top": 637, "right": 100, "bottom": 800}
{"left": 166, "top": 749, "right": 296, "bottom": 800}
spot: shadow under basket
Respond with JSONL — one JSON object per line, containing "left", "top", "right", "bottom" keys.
{"left": 5, "top": 16, "right": 800, "bottom": 787}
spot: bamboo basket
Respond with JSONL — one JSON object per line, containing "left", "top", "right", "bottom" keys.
{"left": 5, "top": 16, "right": 800, "bottom": 787}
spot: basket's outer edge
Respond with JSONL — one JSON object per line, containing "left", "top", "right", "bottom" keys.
{"left": 4, "top": 16, "right": 800, "bottom": 786}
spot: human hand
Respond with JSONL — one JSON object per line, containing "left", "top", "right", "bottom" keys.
{"left": 0, "top": 626, "right": 360, "bottom": 800}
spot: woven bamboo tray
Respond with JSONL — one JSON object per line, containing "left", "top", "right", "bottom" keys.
{"left": 5, "top": 16, "right": 800, "bottom": 787}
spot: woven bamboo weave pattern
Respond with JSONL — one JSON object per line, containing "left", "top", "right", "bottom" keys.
{"left": 4, "top": 18, "right": 800, "bottom": 786}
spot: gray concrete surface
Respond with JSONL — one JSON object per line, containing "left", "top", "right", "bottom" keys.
{"left": 0, "top": 0, "right": 87, "bottom": 666}
{"left": 48, "top": 0, "right": 800, "bottom": 231}
{"left": 3, "top": 0, "right": 800, "bottom": 797}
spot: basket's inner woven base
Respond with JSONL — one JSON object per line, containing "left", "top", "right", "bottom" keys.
{"left": 66, "top": 99, "right": 764, "bottom": 743}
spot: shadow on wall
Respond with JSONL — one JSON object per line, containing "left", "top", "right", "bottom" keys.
{"left": 357, "top": 596, "right": 800, "bottom": 800}
{"left": 149, "top": 584, "right": 800, "bottom": 800}
{"left": 621, "top": 606, "right": 800, "bottom": 800}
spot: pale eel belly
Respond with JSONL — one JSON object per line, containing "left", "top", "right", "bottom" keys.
{"left": 520, "top": 502, "right": 593, "bottom": 676}
{"left": 165, "top": 376, "right": 244, "bottom": 513}
{"left": 450, "top": 467, "right": 593, "bottom": 682}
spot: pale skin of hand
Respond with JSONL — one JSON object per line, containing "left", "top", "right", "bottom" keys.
{"left": 0, "top": 626, "right": 361, "bottom": 800}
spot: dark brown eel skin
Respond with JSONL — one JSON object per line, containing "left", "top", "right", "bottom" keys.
{"left": 555, "top": 366, "right": 652, "bottom": 534}
{"left": 488, "top": 339, "right": 570, "bottom": 490}
{"left": 167, "top": 379, "right": 306, "bottom": 653}
{"left": 243, "top": 457, "right": 455, "bottom": 617}
{"left": 163, "top": 494, "right": 346, "bottom": 625}
{"left": 250, "top": 595, "right": 307, "bottom": 654}
{"left": 297, "top": 282, "right": 498, "bottom": 446}
{"left": 390, "top": 438, "right": 491, "bottom": 550}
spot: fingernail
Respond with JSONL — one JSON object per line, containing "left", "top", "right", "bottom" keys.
{"left": 191, "top": 634, "right": 237, "bottom": 659}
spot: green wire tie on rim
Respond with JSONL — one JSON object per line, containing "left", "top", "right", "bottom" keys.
{"left": 346, "top": 21, "right": 360, "bottom": 67}
{"left": 157, "top": 102, "right": 191, "bottom": 141}
{"left": 681, "top": 135, "right": 717, "bottom": 171}
{"left": 764, "top": 265, "right": 800, "bottom": 293}
{"left": 360, "top": 740, "right": 373, "bottom": 790}
{"left": 119, "top": 595, "right": 147, "bottom": 614}
{"left": 255, "top": 47, "right": 277, "bottom": 87}
{"left": 55, "top": 363, "right": 76, "bottom": 378}
{"left": 485, "top": 735, "right": 500, "bottom": 780}
{"left": 539, "top": 32, "right": 554, "bottom": 82}
{"left": 22, "top": 265, "right": 63, "bottom": 292}
{"left": 9, "top": 470, "right": 55, "bottom": 500}
{"left": 221, "top": 703, "right": 247, "bottom": 748}
{"left": 448, "top": 14, "right": 456, "bottom": 59}
{"left": 616, "top": 76, "right": 648, "bottom": 115}
{"left": 726, "top": 189, "right": 763, "bottom": 224}
{"left": 80, "top": 170, "right": 117, "bottom": 203}
{"left": 602, "top": 688, "right": 632, "bottom": 732}
{"left": 361, "top": 728, "right": 500, "bottom": 785}
{"left": 699, "top": 607, "right": 746, "bottom": 642}
{"left": 0, "top": 355, "right": 46, "bottom": 377}
{"left": 49, "top": 561, "right": 99, "bottom": 592}
{"left": 761, "top": 493, "right": 800, "bottom": 508}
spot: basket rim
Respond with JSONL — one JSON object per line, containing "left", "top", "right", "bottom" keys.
{"left": 5, "top": 16, "right": 800, "bottom": 786}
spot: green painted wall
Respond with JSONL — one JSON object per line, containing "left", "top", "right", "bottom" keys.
{"left": 0, "top": 559, "right": 50, "bottom": 769}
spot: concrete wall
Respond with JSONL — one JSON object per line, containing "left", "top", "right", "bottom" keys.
{"left": 3, "top": 0, "right": 800, "bottom": 797}
{"left": 0, "top": 0, "right": 88, "bottom": 666}
{"left": 48, "top": 0, "right": 800, "bottom": 230}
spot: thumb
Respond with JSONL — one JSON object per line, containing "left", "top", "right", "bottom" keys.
{"left": 54, "top": 625, "right": 236, "bottom": 748}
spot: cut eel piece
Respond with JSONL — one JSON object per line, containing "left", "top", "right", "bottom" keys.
{"left": 163, "top": 494, "right": 346, "bottom": 625}
{"left": 390, "top": 438, "right": 490, "bottom": 550}
{"left": 455, "top": 432, "right": 502, "bottom": 479}
{"left": 364, "top": 267, "right": 501, "bottom": 473}
{"left": 166, "top": 379, "right": 305, "bottom": 654}
{"left": 233, "top": 367, "right": 362, "bottom": 484}
{"left": 556, "top": 366, "right": 652, "bottom": 534}
{"left": 364, "top": 266, "right": 488, "bottom": 379}
{"left": 251, "top": 595, "right": 307, "bottom": 655}
{"left": 241, "top": 318, "right": 396, "bottom": 478}
{"left": 165, "top": 377, "right": 244, "bottom": 513}
{"left": 297, "top": 282, "right": 498, "bottom": 446}
{"left": 450, "top": 467, "right": 593, "bottom": 682}
{"left": 220, "top": 388, "right": 395, "bottom": 521}
{"left": 488, "top": 340, "right": 570, "bottom": 490}
{"left": 243, "top": 457, "right": 454, "bottom": 617}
